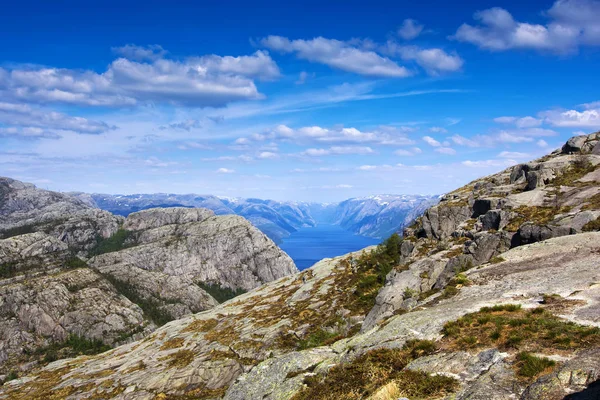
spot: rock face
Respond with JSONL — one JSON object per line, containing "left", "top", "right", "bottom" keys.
{"left": 0, "top": 180, "right": 298, "bottom": 380}
{"left": 93, "top": 208, "right": 298, "bottom": 291}
{"left": 2, "top": 132, "right": 600, "bottom": 399}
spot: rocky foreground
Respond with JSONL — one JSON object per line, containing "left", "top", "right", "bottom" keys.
{"left": 1, "top": 132, "right": 600, "bottom": 399}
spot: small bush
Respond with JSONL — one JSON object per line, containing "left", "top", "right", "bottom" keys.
{"left": 4, "top": 370, "right": 18, "bottom": 382}
{"left": 515, "top": 352, "right": 556, "bottom": 378}
{"left": 298, "top": 329, "right": 342, "bottom": 350}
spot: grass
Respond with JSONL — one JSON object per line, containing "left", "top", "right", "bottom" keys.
{"left": 89, "top": 228, "right": 134, "bottom": 256}
{"left": 0, "top": 262, "right": 18, "bottom": 279}
{"left": 489, "top": 256, "right": 506, "bottom": 264}
{"left": 297, "top": 328, "right": 343, "bottom": 350}
{"left": 441, "top": 304, "right": 600, "bottom": 352}
{"left": 505, "top": 206, "right": 571, "bottom": 232}
{"left": 4, "top": 370, "right": 18, "bottom": 383}
{"left": 197, "top": 282, "right": 246, "bottom": 303}
{"left": 582, "top": 218, "right": 600, "bottom": 232}
{"left": 102, "top": 274, "right": 174, "bottom": 326}
{"left": 161, "top": 349, "right": 195, "bottom": 368}
{"left": 515, "top": 352, "right": 556, "bottom": 378}
{"left": 582, "top": 193, "right": 600, "bottom": 211}
{"left": 550, "top": 156, "right": 597, "bottom": 187}
{"left": 291, "top": 340, "right": 457, "bottom": 400}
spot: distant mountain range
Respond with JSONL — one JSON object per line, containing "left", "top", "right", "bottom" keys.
{"left": 74, "top": 193, "right": 439, "bottom": 243}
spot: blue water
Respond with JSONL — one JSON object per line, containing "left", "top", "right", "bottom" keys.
{"left": 279, "top": 224, "right": 381, "bottom": 270}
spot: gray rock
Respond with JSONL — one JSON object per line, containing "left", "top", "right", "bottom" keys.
{"left": 562, "top": 132, "right": 600, "bottom": 154}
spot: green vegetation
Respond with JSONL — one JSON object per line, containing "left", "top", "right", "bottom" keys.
{"left": 89, "top": 228, "right": 134, "bottom": 256}
{"left": 582, "top": 217, "right": 600, "bottom": 232}
{"left": 29, "top": 334, "right": 111, "bottom": 365}
{"left": 0, "top": 224, "right": 37, "bottom": 239}
{"left": 291, "top": 340, "right": 458, "bottom": 400}
{"left": 550, "top": 156, "right": 597, "bottom": 187}
{"left": 298, "top": 328, "right": 342, "bottom": 350}
{"left": 0, "top": 262, "right": 18, "bottom": 279}
{"left": 442, "top": 304, "right": 600, "bottom": 352}
{"left": 4, "top": 370, "right": 18, "bottom": 383}
{"left": 197, "top": 282, "right": 246, "bottom": 303}
{"left": 582, "top": 193, "right": 600, "bottom": 211}
{"left": 506, "top": 206, "right": 571, "bottom": 232}
{"left": 352, "top": 233, "right": 402, "bottom": 311}
{"left": 102, "top": 274, "right": 173, "bottom": 326}
{"left": 63, "top": 256, "right": 88, "bottom": 269}
{"left": 489, "top": 255, "right": 506, "bottom": 264}
{"left": 515, "top": 352, "right": 556, "bottom": 378}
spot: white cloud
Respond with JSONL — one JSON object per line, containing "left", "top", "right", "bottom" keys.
{"left": 112, "top": 44, "right": 167, "bottom": 61}
{"left": 394, "top": 147, "right": 422, "bottom": 156}
{"left": 498, "top": 151, "right": 531, "bottom": 158}
{"left": 494, "top": 116, "right": 517, "bottom": 124}
{"left": 453, "top": 1, "right": 600, "bottom": 53}
{"left": 358, "top": 165, "right": 377, "bottom": 170}
{"left": 540, "top": 105, "right": 600, "bottom": 128}
{"left": 0, "top": 49, "right": 279, "bottom": 108}
{"left": 450, "top": 134, "right": 479, "bottom": 147}
{"left": 398, "top": 19, "right": 424, "bottom": 40}
{"left": 384, "top": 42, "right": 464, "bottom": 75}
{"left": 257, "top": 151, "right": 279, "bottom": 159}
{"left": 336, "top": 184, "right": 353, "bottom": 188}
{"left": 515, "top": 116, "right": 542, "bottom": 128}
{"left": 260, "top": 36, "right": 411, "bottom": 78}
{"left": 537, "top": 139, "right": 549, "bottom": 147}
{"left": 435, "top": 147, "right": 457, "bottom": 155}
{"left": 301, "top": 146, "right": 374, "bottom": 156}
{"left": 295, "top": 71, "right": 315, "bottom": 84}
{"left": 238, "top": 124, "right": 415, "bottom": 147}
{"left": 429, "top": 126, "right": 448, "bottom": 133}
{"left": 422, "top": 135, "right": 442, "bottom": 147}
{"left": 216, "top": 168, "right": 235, "bottom": 174}
{"left": 0, "top": 102, "right": 114, "bottom": 135}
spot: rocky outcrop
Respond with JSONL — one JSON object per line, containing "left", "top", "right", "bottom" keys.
{"left": 92, "top": 208, "right": 297, "bottom": 292}
{"left": 0, "top": 181, "right": 298, "bottom": 381}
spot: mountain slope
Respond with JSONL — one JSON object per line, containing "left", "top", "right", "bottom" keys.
{"left": 0, "top": 181, "right": 297, "bottom": 381}
{"left": 2, "top": 131, "right": 599, "bottom": 399}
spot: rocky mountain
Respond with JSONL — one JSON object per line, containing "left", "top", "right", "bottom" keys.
{"left": 2, "top": 131, "right": 599, "bottom": 399}
{"left": 333, "top": 194, "right": 439, "bottom": 239}
{"left": 0, "top": 180, "right": 296, "bottom": 381}
{"left": 81, "top": 193, "right": 435, "bottom": 243}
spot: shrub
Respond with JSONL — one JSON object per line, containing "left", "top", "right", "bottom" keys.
{"left": 515, "top": 352, "right": 556, "bottom": 378}
{"left": 291, "top": 340, "right": 457, "bottom": 400}
{"left": 89, "top": 229, "right": 133, "bottom": 256}
{"left": 197, "top": 282, "right": 246, "bottom": 304}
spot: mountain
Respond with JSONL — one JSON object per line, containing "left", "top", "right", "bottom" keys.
{"left": 333, "top": 194, "right": 439, "bottom": 238}
{"left": 3, "top": 131, "right": 599, "bottom": 399}
{"left": 79, "top": 192, "right": 437, "bottom": 243}
{"left": 0, "top": 179, "right": 296, "bottom": 380}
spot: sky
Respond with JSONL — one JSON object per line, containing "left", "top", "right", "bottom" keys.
{"left": 0, "top": 0, "right": 599, "bottom": 202}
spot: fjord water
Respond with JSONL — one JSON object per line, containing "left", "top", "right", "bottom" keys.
{"left": 279, "top": 224, "right": 381, "bottom": 270}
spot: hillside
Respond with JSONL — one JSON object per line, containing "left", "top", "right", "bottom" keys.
{"left": 0, "top": 182, "right": 296, "bottom": 381}
{"left": 1, "top": 131, "right": 599, "bottom": 399}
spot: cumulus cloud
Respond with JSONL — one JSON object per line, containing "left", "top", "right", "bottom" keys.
{"left": 0, "top": 102, "right": 114, "bottom": 135}
{"left": 453, "top": 0, "right": 600, "bottom": 53}
{"left": 0, "top": 49, "right": 279, "bottom": 108}
{"left": 394, "top": 147, "right": 422, "bottom": 156}
{"left": 398, "top": 19, "right": 424, "bottom": 40}
{"left": 540, "top": 104, "right": 600, "bottom": 127}
{"left": 260, "top": 36, "right": 411, "bottom": 78}
{"left": 216, "top": 168, "right": 235, "bottom": 173}
{"left": 494, "top": 115, "right": 542, "bottom": 128}
{"left": 385, "top": 43, "right": 464, "bottom": 75}
{"left": 422, "top": 135, "right": 442, "bottom": 147}
{"left": 257, "top": 151, "right": 279, "bottom": 159}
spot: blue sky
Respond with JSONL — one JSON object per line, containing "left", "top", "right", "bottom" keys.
{"left": 1, "top": 0, "right": 599, "bottom": 201}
